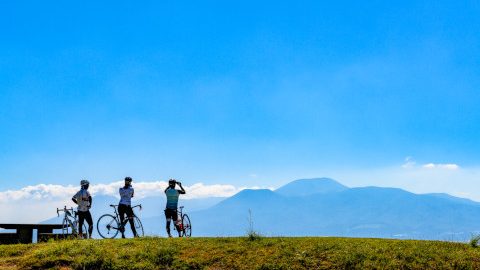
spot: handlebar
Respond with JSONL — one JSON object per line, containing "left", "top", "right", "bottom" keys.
{"left": 109, "top": 204, "right": 142, "bottom": 211}
{"left": 56, "top": 206, "right": 74, "bottom": 217}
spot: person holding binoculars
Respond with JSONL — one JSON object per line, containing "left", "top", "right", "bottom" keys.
{"left": 164, "top": 179, "right": 186, "bottom": 237}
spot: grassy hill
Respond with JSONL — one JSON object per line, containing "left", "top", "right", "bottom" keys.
{"left": 1, "top": 237, "right": 480, "bottom": 269}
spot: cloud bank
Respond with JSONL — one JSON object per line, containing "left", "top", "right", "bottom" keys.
{"left": 401, "top": 157, "right": 460, "bottom": 171}
{"left": 0, "top": 181, "right": 246, "bottom": 204}
{"left": 0, "top": 181, "right": 257, "bottom": 223}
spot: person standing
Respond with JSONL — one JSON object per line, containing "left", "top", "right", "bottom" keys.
{"left": 72, "top": 179, "right": 93, "bottom": 239}
{"left": 119, "top": 177, "right": 138, "bottom": 238}
{"left": 164, "top": 179, "right": 186, "bottom": 237}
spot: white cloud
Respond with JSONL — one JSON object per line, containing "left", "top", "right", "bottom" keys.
{"left": 422, "top": 163, "right": 459, "bottom": 170}
{"left": 0, "top": 181, "right": 257, "bottom": 223}
{"left": 401, "top": 157, "right": 459, "bottom": 171}
{"left": 401, "top": 156, "right": 416, "bottom": 169}
{"left": 0, "top": 181, "right": 247, "bottom": 204}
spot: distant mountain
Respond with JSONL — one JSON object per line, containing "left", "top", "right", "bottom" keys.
{"left": 424, "top": 193, "right": 480, "bottom": 206}
{"left": 185, "top": 179, "right": 480, "bottom": 240}
{"left": 275, "top": 178, "right": 348, "bottom": 196}
{"left": 41, "top": 178, "right": 480, "bottom": 240}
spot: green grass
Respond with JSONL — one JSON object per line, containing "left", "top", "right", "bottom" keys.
{"left": 1, "top": 237, "right": 480, "bottom": 269}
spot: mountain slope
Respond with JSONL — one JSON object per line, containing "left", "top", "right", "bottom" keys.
{"left": 186, "top": 179, "right": 480, "bottom": 240}
{"left": 275, "top": 178, "right": 348, "bottom": 197}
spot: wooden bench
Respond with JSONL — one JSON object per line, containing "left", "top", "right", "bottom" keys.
{"left": 0, "top": 224, "right": 64, "bottom": 244}
{"left": 0, "top": 233, "right": 20, "bottom": 244}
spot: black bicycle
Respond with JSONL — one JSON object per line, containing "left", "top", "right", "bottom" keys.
{"left": 174, "top": 206, "right": 192, "bottom": 237}
{"left": 96, "top": 204, "right": 144, "bottom": 239}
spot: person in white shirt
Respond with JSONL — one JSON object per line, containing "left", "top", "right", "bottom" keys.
{"left": 118, "top": 177, "right": 138, "bottom": 238}
{"left": 72, "top": 179, "right": 93, "bottom": 238}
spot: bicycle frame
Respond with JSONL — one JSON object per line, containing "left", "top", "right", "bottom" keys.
{"left": 109, "top": 204, "right": 142, "bottom": 224}
{"left": 172, "top": 206, "right": 191, "bottom": 237}
{"left": 97, "top": 204, "right": 144, "bottom": 239}
{"left": 57, "top": 206, "right": 80, "bottom": 235}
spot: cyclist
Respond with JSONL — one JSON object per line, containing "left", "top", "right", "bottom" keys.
{"left": 164, "top": 179, "right": 186, "bottom": 237}
{"left": 118, "top": 176, "right": 138, "bottom": 238}
{"left": 72, "top": 179, "right": 93, "bottom": 239}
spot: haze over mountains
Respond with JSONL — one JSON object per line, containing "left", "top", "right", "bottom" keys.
{"left": 45, "top": 178, "right": 480, "bottom": 240}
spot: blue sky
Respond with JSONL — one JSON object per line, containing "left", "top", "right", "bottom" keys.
{"left": 1, "top": 1, "right": 480, "bottom": 193}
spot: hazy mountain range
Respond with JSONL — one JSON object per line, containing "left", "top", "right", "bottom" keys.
{"left": 44, "top": 178, "right": 480, "bottom": 240}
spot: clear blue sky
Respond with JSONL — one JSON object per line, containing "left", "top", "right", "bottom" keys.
{"left": 1, "top": 1, "right": 480, "bottom": 190}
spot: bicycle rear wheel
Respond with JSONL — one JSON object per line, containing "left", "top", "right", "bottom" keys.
{"left": 97, "top": 214, "right": 120, "bottom": 239}
{"left": 182, "top": 214, "right": 191, "bottom": 237}
{"left": 61, "top": 219, "right": 87, "bottom": 239}
{"left": 61, "top": 218, "right": 72, "bottom": 237}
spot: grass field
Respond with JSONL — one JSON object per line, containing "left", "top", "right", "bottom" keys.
{"left": 1, "top": 237, "right": 480, "bottom": 269}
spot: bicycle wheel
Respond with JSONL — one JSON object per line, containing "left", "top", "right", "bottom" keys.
{"left": 121, "top": 216, "right": 145, "bottom": 238}
{"left": 97, "top": 214, "right": 120, "bottom": 239}
{"left": 61, "top": 218, "right": 72, "bottom": 236}
{"left": 182, "top": 214, "right": 192, "bottom": 237}
{"left": 134, "top": 216, "right": 144, "bottom": 237}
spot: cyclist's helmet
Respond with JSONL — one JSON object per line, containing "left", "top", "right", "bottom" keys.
{"left": 80, "top": 179, "right": 90, "bottom": 187}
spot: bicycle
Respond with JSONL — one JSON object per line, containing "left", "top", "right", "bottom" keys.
{"left": 96, "top": 204, "right": 144, "bottom": 239}
{"left": 173, "top": 206, "right": 192, "bottom": 237}
{"left": 56, "top": 206, "right": 88, "bottom": 238}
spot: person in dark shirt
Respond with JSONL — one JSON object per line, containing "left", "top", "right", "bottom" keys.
{"left": 164, "top": 179, "right": 186, "bottom": 237}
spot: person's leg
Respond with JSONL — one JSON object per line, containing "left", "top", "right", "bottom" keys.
{"left": 85, "top": 211, "right": 94, "bottom": 238}
{"left": 126, "top": 206, "right": 138, "bottom": 237}
{"left": 172, "top": 211, "right": 181, "bottom": 237}
{"left": 78, "top": 212, "right": 85, "bottom": 238}
{"left": 165, "top": 209, "right": 172, "bottom": 237}
{"left": 118, "top": 204, "right": 126, "bottom": 238}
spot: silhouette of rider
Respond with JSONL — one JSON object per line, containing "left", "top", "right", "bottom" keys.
{"left": 164, "top": 179, "right": 186, "bottom": 237}
{"left": 118, "top": 176, "right": 139, "bottom": 238}
{"left": 72, "top": 179, "right": 93, "bottom": 238}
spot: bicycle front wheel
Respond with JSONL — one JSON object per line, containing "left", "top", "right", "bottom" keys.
{"left": 134, "top": 216, "right": 144, "bottom": 237}
{"left": 97, "top": 214, "right": 120, "bottom": 239}
{"left": 182, "top": 214, "right": 192, "bottom": 237}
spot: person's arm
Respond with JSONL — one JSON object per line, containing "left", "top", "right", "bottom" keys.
{"left": 164, "top": 186, "right": 169, "bottom": 193}
{"left": 177, "top": 182, "right": 186, "bottom": 194}
{"left": 72, "top": 192, "right": 78, "bottom": 204}
{"left": 131, "top": 188, "right": 134, "bottom": 198}
{"left": 88, "top": 196, "right": 92, "bottom": 208}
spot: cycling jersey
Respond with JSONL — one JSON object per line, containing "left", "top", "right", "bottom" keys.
{"left": 165, "top": 188, "right": 180, "bottom": 209}
{"left": 73, "top": 189, "right": 91, "bottom": 212}
{"left": 119, "top": 186, "right": 134, "bottom": 206}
